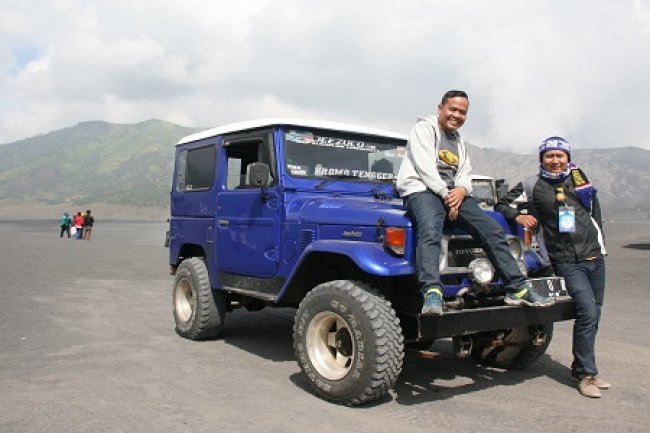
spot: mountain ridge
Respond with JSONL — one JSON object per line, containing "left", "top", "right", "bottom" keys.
{"left": 1, "top": 120, "right": 648, "bottom": 215}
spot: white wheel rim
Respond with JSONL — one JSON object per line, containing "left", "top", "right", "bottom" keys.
{"left": 306, "top": 311, "right": 355, "bottom": 380}
{"left": 175, "top": 278, "right": 195, "bottom": 323}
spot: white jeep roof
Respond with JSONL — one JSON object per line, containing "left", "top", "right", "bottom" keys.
{"left": 177, "top": 118, "right": 407, "bottom": 145}
{"left": 471, "top": 174, "right": 494, "bottom": 181}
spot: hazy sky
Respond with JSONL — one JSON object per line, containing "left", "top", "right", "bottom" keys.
{"left": 2, "top": 0, "right": 649, "bottom": 152}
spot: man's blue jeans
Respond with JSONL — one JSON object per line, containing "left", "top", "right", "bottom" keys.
{"left": 404, "top": 191, "right": 527, "bottom": 295}
{"left": 554, "top": 257, "right": 606, "bottom": 378}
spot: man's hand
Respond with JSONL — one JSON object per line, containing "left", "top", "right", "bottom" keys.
{"left": 445, "top": 187, "right": 466, "bottom": 221}
{"left": 448, "top": 205, "right": 459, "bottom": 221}
{"left": 444, "top": 187, "right": 466, "bottom": 210}
{"left": 515, "top": 214, "right": 538, "bottom": 230}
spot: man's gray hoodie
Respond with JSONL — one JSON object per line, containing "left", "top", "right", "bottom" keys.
{"left": 396, "top": 115, "right": 473, "bottom": 199}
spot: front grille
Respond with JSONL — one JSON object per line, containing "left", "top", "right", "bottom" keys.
{"left": 447, "top": 238, "right": 487, "bottom": 267}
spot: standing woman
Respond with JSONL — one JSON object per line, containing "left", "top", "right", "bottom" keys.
{"left": 496, "top": 137, "right": 609, "bottom": 398}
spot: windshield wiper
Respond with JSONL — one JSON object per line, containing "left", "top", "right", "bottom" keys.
{"left": 370, "top": 183, "right": 397, "bottom": 200}
{"left": 315, "top": 175, "right": 359, "bottom": 189}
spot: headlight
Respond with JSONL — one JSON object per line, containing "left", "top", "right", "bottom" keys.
{"left": 468, "top": 258, "right": 494, "bottom": 285}
{"left": 507, "top": 237, "right": 523, "bottom": 259}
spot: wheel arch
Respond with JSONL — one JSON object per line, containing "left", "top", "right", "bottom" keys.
{"left": 279, "top": 251, "right": 370, "bottom": 304}
{"left": 171, "top": 242, "right": 206, "bottom": 268}
{"left": 278, "top": 240, "right": 413, "bottom": 305}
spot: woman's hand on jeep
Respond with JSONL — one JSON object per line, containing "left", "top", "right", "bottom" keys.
{"left": 515, "top": 214, "right": 538, "bottom": 229}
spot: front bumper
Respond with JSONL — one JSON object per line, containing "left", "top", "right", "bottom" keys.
{"left": 415, "top": 296, "right": 575, "bottom": 340}
{"left": 401, "top": 277, "right": 575, "bottom": 340}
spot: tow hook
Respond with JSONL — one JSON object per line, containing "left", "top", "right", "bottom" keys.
{"left": 453, "top": 335, "right": 473, "bottom": 358}
{"left": 445, "top": 287, "right": 469, "bottom": 310}
{"left": 531, "top": 326, "right": 547, "bottom": 346}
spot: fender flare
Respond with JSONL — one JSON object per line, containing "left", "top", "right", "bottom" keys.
{"left": 301, "top": 239, "right": 413, "bottom": 276}
{"left": 277, "top": 239, "right": 414, "bottom": 301}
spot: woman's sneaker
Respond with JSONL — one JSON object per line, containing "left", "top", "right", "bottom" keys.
{"left": 505, "top": 285, "right": 555, "bottom": 307}
{"left": 421, "top": 287, "right": 443, "bottom": 316}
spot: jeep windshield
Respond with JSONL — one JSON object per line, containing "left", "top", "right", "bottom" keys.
{"left": 283, "top": 128, "right": 406, "bottom": 184}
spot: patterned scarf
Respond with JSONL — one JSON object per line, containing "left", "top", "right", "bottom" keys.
{"left": 539, "top": 163, "right": 596, "bottom": 211}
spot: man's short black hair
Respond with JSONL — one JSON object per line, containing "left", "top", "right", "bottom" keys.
{"left": 441, "top": 90, "right": 469, "bottom": 105}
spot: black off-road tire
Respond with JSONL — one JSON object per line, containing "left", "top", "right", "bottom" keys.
{"left": 470, "top": 323, "right": 554, "bottom": 370}
{"left": 293, "top": 280, "right": 404, "bottom": 406}
{"left": 173, "top": 257, "right": 227, "bottom": 340}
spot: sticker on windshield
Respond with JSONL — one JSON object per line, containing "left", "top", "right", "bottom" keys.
{"left": 286, "top": 131, "right": 316, "bottom": 144}
{"left": 286, "top": 130, "right": 377, "bottom": 152}
{"left": 287, "top": 164, "right": 308, "bottom": 176}
{"left": 314, "top": 164, "right": 394, "bottom": 180}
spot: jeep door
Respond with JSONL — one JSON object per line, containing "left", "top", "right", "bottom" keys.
{"left": 216, "top": 133, "right": 280, "bottom": 278}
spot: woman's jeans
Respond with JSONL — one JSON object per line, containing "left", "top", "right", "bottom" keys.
{"left": 554, "top": 257, "right": 606, "bottom": 378}
{"left": 404, "top": 191, "right": 527, "bottom": 294}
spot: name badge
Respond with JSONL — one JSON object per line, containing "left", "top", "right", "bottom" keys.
{"left": 558, "top": 206, "right": 576, "bottom": 233}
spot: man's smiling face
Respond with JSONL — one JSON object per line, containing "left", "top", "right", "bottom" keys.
{"left": 437, "top": 96, "right": 469, "bottom": 134}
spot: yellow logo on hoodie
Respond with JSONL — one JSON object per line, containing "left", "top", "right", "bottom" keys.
{"left": 438, "top": 150, "right": 459, "bottom": 167}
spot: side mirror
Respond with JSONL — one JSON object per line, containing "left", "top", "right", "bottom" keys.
{"left": 495, "top": 179, "right": 509, "bottom": 201}
{"left": 246, "top": 162, "right": 270, "bottom": 188}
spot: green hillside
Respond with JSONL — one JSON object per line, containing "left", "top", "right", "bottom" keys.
{"left": 1, "top": 119, "right": 648, "bottom": 215}
{"left": 0, "top": 119, "right": 200, "bottom": 208}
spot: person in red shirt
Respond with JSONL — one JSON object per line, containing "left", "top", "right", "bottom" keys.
{"left": 73, "top": 212, "right": 85, "bottom": 240}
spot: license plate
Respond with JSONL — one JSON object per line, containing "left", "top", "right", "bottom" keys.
{"left": 529, "top": 277, "right": 567, "bottom": 298}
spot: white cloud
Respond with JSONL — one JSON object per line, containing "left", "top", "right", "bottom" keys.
{"left": 1, "top": 0, "right": 649, "bottom": 151}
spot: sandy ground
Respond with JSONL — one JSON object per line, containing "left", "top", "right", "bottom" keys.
{"left": 0, "top": 218, "right": 649, "bottom": 433}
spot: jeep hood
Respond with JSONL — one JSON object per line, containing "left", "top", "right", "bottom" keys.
{"left": 291, "top": 197, "right": 411, "bottom": 227}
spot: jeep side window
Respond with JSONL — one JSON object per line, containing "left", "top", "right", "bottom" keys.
{"left": 176, "top": 145, "right": 216, "bottom": 191}
{"left": 224, "top": 140, "right": 273, "bottom": 190}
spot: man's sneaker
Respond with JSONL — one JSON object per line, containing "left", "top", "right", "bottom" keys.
{"left": 572, "top": 374, "right": 610, "bottom": 390}
{"left": 578, "top": 376, "right": 602, "bottom": 398}
{"left": 421, "top": 287, "right": 443, "bottom": 316}
{"left": 504, "top": 285, "right": 555, "bottom": 307}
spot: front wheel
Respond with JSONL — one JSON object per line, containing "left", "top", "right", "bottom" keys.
{"left": 173, "top": 257, "right": 227, "bottom": 340}
{"left": 293, "top": 280, "right": 404, "bottom": 406}
{"left": 470, "top": 323, "right": 554, "bottom": 369}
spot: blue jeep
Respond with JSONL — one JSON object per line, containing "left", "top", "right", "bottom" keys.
{"left": 168, "top": 119, "right": 574, "bottom": 405}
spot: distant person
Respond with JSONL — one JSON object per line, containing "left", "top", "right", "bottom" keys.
{"left": 73, "top": 212, "right": 85, "bottom": 240}
{"left": 59, "top": 212, "right": 72, "bottom": 238}
{"left": 396, "top": 90, "right": 554, "bottom": 316}
{"left": 83, "top": 209, "right": 94, "bottom": 241}
{"left": 495, "top": 136, "right": 609, "bottom": 398}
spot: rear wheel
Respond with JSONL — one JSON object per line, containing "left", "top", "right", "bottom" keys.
{"left": 173, "top": 257, "right": 227, "bottom": 340}
{"left": 293, "top": 280, "right": 404, "bottom": 406}
{"left": 470, "top": 323, "right": 553, "bottom": 369}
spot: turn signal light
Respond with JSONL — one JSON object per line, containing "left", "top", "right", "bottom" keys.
{"left": 384, "top": 227, "right": 405, "bottom": 256}
{"left": 523, "top": 228, "right": 532, "bottom": 248}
